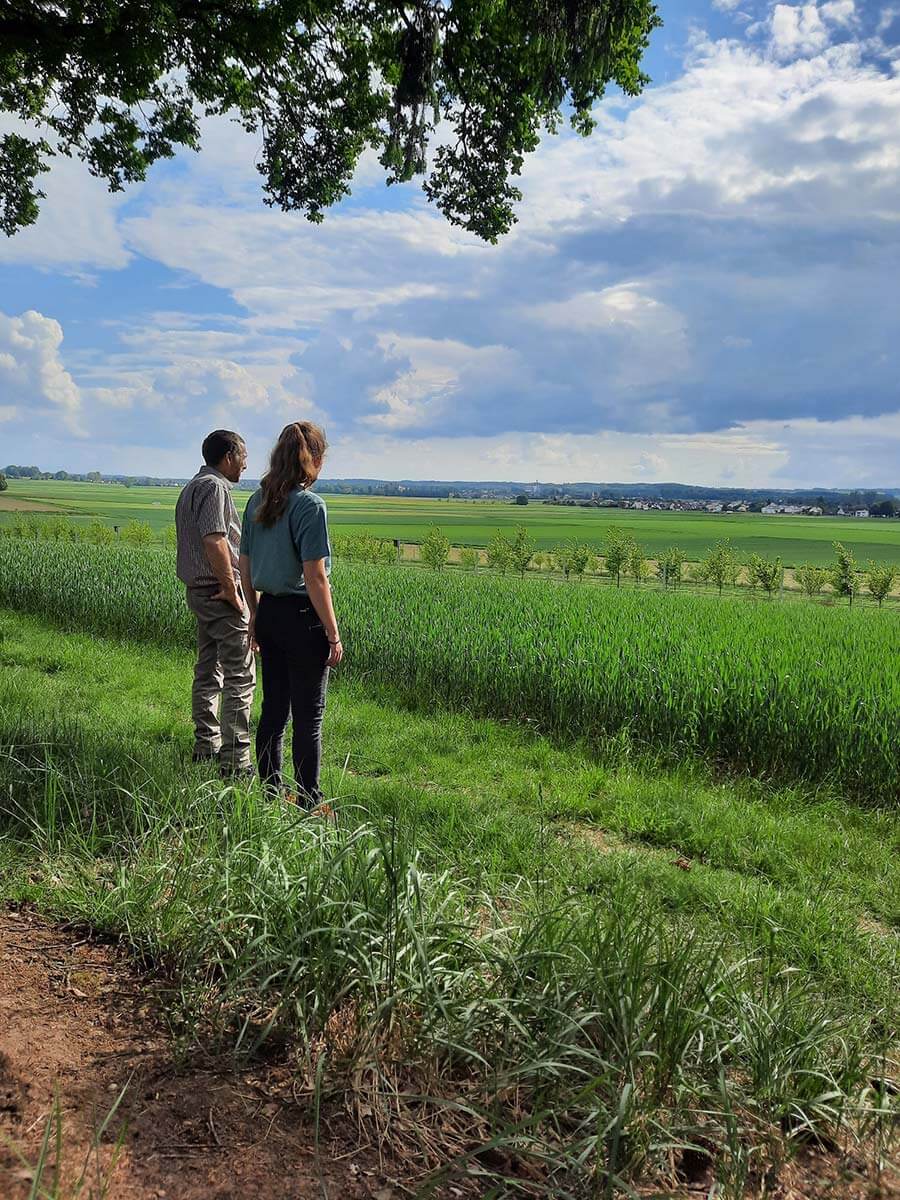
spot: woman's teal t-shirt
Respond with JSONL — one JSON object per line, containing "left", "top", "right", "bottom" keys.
{"left": 239, "top": 488, "right": 331, "bottom": 596}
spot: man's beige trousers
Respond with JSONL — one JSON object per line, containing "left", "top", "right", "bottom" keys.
{"left": 186, "top": 588, "right": 256, "bottom": 769}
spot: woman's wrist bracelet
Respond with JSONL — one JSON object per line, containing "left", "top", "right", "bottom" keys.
{"left": 328, "top": 636, "right": 342, "bottom": 645}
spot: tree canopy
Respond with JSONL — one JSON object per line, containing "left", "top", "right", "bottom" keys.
{"left": 1, "top": 0, "right": 660, "bottom": 240}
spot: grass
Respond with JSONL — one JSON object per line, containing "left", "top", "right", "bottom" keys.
{"left": 0, "top": 609, "right": 897, "bottom": 1194}
{"left": 2, "top": 539, "right": 899, "bottom": 803}
{"left": 3, "top": 1088, "right": 129, "bottom": 1200}
{"left": 4, "top": 478, "right": 900, "bottom": 565}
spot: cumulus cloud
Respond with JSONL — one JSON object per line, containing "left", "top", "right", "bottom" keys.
{"left": 2, "top": 8, "right": 899, "bottom": 484}
{"left": 0, "top": 121, "right": 131, "bottom": 273}
{"left": 820, "top": 0, "right": 856, "bottom": 27}
{"left": 0, "top": 310, "right": 83, "bottom": 433}
{"left": 770, "top": 4, "right": 831, "bottom": 58}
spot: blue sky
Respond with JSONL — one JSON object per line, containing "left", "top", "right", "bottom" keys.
{"left": 1, "top": 0, "right": 898, "bottom": 486}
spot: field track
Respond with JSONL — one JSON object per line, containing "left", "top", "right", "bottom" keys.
{"left": 0, "top": 908, "right": 380, "bottom": 1200}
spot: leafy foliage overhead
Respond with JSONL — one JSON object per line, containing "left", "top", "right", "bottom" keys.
{"left": 0, "top": 0, "right": 660, "bottom": 240}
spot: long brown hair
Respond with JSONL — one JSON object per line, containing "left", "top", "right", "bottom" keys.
{"left": 255, "top": 421, "right": 327, "bottom": 528}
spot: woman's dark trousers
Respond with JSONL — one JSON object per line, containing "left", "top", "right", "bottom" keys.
{"left": 254, "top": 593, "right": 330, "bottom": 805}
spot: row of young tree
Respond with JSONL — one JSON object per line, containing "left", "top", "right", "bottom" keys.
{"left": 2, "top": 514, "right": 163, "bottom": 547}
{"left": 410, "top": 526, "right": 899, "bottom": 606}
{"left": 4, "top": 515, "right": 897, "bottom": 605}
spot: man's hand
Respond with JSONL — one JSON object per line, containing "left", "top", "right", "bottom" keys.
{"left": 247, "top": 613, "right": 259, "bottom": 653}
{"left": 212, "top": 582, "right": 244, "bottom": 613}
{"left": 203, "top": 533, "right": 243, "bottom": 612}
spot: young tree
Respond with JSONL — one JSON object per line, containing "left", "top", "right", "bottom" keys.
{"left": 552, "top": 543, "right": 574, "bottom": 580}
{"left": 657, "top": 545, "right": 685, "bottom": 588}
{"left": 85, "top": 520, "right": 115, "bottom": 546}
{"left": 602, "top": 528, "right": 631, "bottom": 587}
{"left": 830, "top": 542, "right": 860, "bottom": 607}
{"left": 487, "top": 531, "right": 513, "bottom": 575}
{"left": 747, "top": 553, "right": 783, "bottom": 597}
{"left": 1, "top": 1, "right": 660, "bottom": 240}
{"left": 508, "top": 525, "right": 535, "bottom": 577}
{"left": 459, "top": 546, "right": 479, "bottom": 571}
{"left": 420, "top": 526, "right": 450, "bottom": 570}
{"left": 794, "top": 563, "right": 827, "bottom": 599}
{"left": 699, "top": 540, "right": 738, "bottom": 596}
{"left": 626, "top": 539, "right": 651, "bottom": 584}
{"left": 570, "top": 542, "right": 592, "bottom": 582}
{"left": 0, "top": 473, "right": 7, "bottom": 492}
{"left": 373, "top": 538, "right": 397, "bottom": 566}
{"left": 865, "top": 561, "right": 897, "bottom": 607}
{"left": 120, "top": 520, "right": 154, "bottom": 547}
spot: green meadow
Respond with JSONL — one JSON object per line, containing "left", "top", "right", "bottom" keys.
{"left": 4, "top": 477, "right": 900, "bottom": 565}
{"left": 1, "top": 546, "right": 898, "bottom": 1195}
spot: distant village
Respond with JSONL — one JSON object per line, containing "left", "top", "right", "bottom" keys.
{"left": 541, "top": 495, "right": 881, "bottom": 518}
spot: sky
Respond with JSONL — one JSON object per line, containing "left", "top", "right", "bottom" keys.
{"left": 1, "top": 0, "right": 898, "bottom": 488}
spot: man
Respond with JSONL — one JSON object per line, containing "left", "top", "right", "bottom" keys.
{"left": 175, "top": 430, "right": 255, "bottom": 776}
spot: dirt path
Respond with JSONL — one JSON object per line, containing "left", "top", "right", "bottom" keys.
{"left": 0, "top": 907, "right": 391, "bottom": 1200}
{"left": 2, "top": 906, "right": 896, "bottom": 1200}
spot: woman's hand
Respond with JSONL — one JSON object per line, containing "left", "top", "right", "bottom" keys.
{"left": 326, "top": 637, "right": 343, "bottom": 668}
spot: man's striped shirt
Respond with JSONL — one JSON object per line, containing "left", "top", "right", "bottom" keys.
{"left": 174, "top": 466, "right": 242, "bottom": 589}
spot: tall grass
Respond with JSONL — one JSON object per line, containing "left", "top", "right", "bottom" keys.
{"left": 1, "top": 539, "right": 898, "bottom": 801}
{"left": 2, "top": 721, "right": 895, "bottom": 1196}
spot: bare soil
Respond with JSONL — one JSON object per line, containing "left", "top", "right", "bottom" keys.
{"left": 1, "top": 906, "right": 896, "bottom": 1200}
{"left": 0, "top": 907, "right": 393, "bottom": 1200}
{"left": 0, "top": 497, "right": 62, "bottom": 513}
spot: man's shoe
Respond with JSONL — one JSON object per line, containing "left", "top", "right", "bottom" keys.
{"left": 220, "top": 762, "right": 255, "bottom": 782}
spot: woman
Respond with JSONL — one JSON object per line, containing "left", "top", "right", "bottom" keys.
{"left": 239, "top": 422, "right": 343, "bottom": 808}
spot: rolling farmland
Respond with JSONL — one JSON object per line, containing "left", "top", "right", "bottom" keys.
{"left": 3, "top": 477, "right": 900, "bottom": 565}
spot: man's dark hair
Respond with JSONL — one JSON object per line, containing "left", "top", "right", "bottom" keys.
{"left": 202, "top": 430, "right": 244, "bottom": 467}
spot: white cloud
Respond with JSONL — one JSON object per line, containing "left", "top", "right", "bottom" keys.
{"left": 121, "top": 202, "right": 478, "bottom": 328}
{"left": 0, "top": 121, "right": 131, "bottom": 272}
{"left": 821, "top": 0, "right": 856, "bottom": 27}
{"left": 516, "top": 34, "right": 900, "bottom": 234}
{"left": 632, "top": 451, "right": 668, "bottom": 476}
{"left": 770, "top": 4, "right": 831, "bottom": 58}
{"left": 366, "top": 334, "right": 526, "bottom": 431}
{"left": 319, "top": 412, "right": 900, "bottom": 489}
{"left": 527, "top": 285, "right": 691, "bottom": 390}
{"left": 0, "top": 310, "right": 83, "bottom": 432}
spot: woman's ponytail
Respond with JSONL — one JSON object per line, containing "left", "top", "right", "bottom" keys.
{"left": 255, "top": 421, "right": 328, "bottom": 527}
